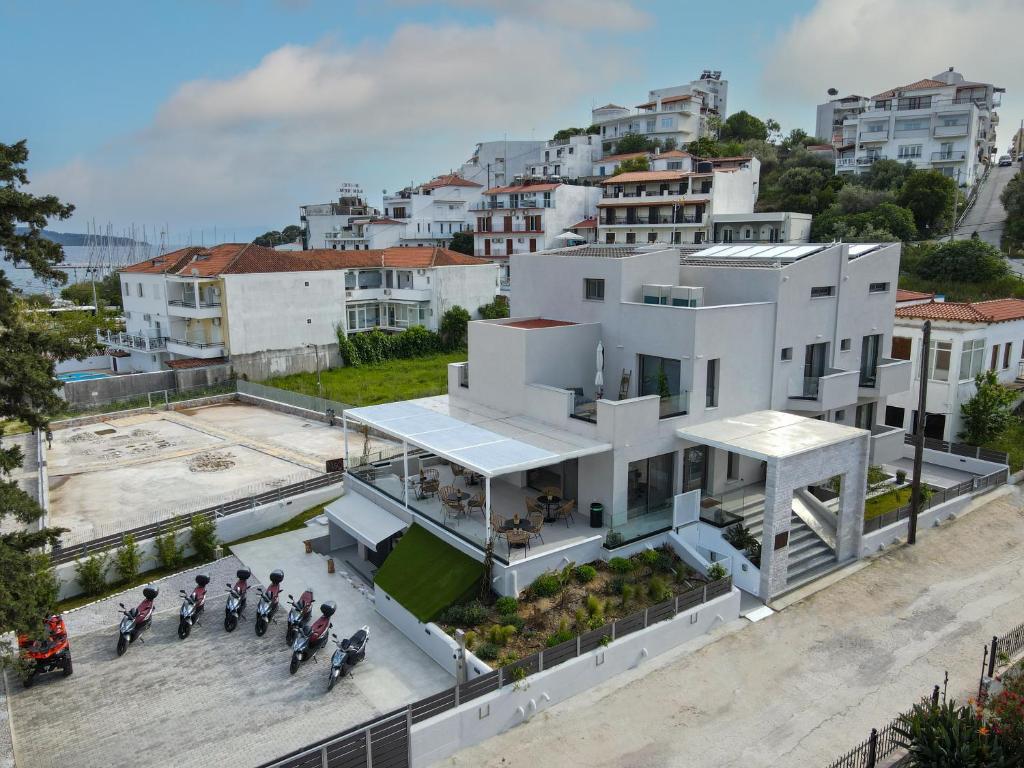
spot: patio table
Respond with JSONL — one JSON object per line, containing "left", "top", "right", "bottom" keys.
{"left": 536, "top": 494, "right": 562, "bottom": 522}
{"left": 499, "top": 518, "right": 536, "bottom": 547}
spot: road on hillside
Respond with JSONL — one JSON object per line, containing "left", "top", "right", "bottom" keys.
{"left": 445, "top": 486, "right": 1024, "bottom": 768}
{"left": 954, "top": 163, "right": 1017, "bottom": 249}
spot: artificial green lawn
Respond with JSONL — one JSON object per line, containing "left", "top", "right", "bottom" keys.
{"left": 264, "top": 351, "right": 465, "bottom": 407}
{"left": 223, "top": 497, "right": 340, "bottom": 553}
{"left": 863, "top": 487, "right": 913, "bottom": 520}
{"left": 374, "top": 524, "right": 480, "bottom": 622}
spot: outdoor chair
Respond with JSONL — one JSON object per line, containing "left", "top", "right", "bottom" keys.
{"left": 468, "top": 492, "right": 486, "bottom": 516}
{"left": 504, "top": 528, "right": 530, "bottom": 558}
{"left": 554, "top": 499, "right": 576, "bottom": 527}
{"left": 419, "top": 468, "right": 439, "bottom": 499}
{"left": 527, "top": 512, "right": 545, "bottom": 545}
{"left": 439, "top": 485, "right": 466, "bottom": 523}
{"left": 450, "top": 463, "right": 466, "bottom": 483}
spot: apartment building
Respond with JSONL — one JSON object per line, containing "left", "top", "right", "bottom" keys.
{"left": 833, "top": 68, "right": 1003, "bottom": 187}
{"left": 711, "top": 212, "right": 812, "bottom": 244}
{"left": 336, "top": 241, "right": 908, "bottom": 602}
{"left": 592, "top": 70, "right": 728, "bottom": 156}
{"left": 885, "top": 298, "right": 1024, "bottom": 442}
{"left": 457, "top": 139, "right": 546, "bottom": 189}
{"left": 103, "top": 244, "right": 498, "bottom": 378}
{"left": 525, "top": 134, "right": 597, "bottom": 180}
{"left": 300, "top": 183, "right": 378, "bottom": 249}
{"left": 815, "top": 94, "right": 871, "bottom": 145}
{"left": 596, "top": 156, "right": 760, "bottom": 245}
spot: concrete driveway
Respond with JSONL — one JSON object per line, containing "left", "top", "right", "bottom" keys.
{"left": 7, "top": 530, "right": 451, "bottom": 768}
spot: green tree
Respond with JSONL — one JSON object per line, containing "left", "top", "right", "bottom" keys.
{"left": 898, "top": 170, "right": 956, "bottom": 234}
{"left": 439, "top": 305, "right": 471, "bottom": 350}
{"left": 719, "top": 110, "right": 768, "bottom": 142}
{"left": 281, "top": 224, "right": 303, "bottom": 243}
{"left": 74, "top": 552, "right": 110, "bottom": 597}
{"left": 189, "top": 514, "right": 218, "bottom": 561}
{"left": 1, "top": 140, "right": 96, "bottom": 662}
{"left": 478, "top": 298, "right": 509, "bottom": 320}
{"left": 612, "top": 133, "right": 653, "bottom": 154}
{"left": 154, "top": 524, "right": 185, "bottom": 569}
{"left": 1000, "top": 171, "right": 1024, "bottom": 252}
{"left": 687, "top": 136, "right": 721, "bottom": 157}
{"left": 959, "top": 370, "right": 1017, "bottom": 444}
{"left": 862, "top": 159, "right": 915, "bottom": 192}
{"left": 915, "top": 239, "right": 1009, "bottom": 282}
{"left": 61, "top": 270, "right": 123, "bottom": 308}
{"left": 254, "top": 225, "right": 303, "bottom": 247}
{"left": 612, "top": 156, "right": 650, "bottom": 175}
{"left": 113, "top": 534, "right": 142, "bottom": 585}
{"left": 448, "top": 230, "right": 474, "bottom": 255}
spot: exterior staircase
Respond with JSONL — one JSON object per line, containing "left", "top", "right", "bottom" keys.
{"left": 740, "top": 503, "right": 837, "bottom": 588}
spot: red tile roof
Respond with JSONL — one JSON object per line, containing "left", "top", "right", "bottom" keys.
{"left": 503, "top": 319, "right": 577, "bottom": 329}
{"left": 600, "top": 170, "right": 687, "bottom": 184}
{"left": 122, "top": 244, "right": 250, "bottom": 277}
{"left": 367, "top": 218, "right": 406, "bottom": 226}
{"left": 165, "top": 356, "right": 229, "bottom": 370}
{"left": 655, "top": 150, "right": 691, "bottom": 159}
{"left": 484, "top": 182, "right": 561, "bottom": 195}
{"left": 419, "top": 173, "right": 482, "bottom": 190}
{"left": 895, "top": 298, "right": 1024, "bottom": 324}
{"left": 874, "top": 78, "right": 950, "bottom": 100}
{"left": 569, "top": 217, "right": 597, "bottom": 230}
{"left": 896, "top": 288, "right": 935, "bottom": 302}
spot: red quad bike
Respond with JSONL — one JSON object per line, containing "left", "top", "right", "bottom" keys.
{"left": 17, "top": 615, "right": 72, "bottom": 688}
{"left": 284, "top": 587, "right": 314, "bottom": 646}
{"left": 117, "top": 585, "right": 159, "bottom": 657}
{"left": 289, "top": 601, "right": 336, "bottom": 675}
{"left": 178, "top": 573, "right": 210, "bottom": 639}
{"left": 254, "top": 569, "right": 284, "bottom": 637}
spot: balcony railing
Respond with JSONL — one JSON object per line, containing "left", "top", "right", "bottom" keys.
{"left": 856, "top": 155, "right": 887, "bottom": 165}
{"left": 933, "top": 124, "right": 969, "bottom": 137}
{"left": 96, "top": 329, "right": 167, "bottom": 352}
{"left": 859, "top": 130, "right": 889, "bottom": 142}
{"left": 471, "top": 200, "right": 554, "bottom": 211}
{"left": 166, "top": 338, "right": 224, "bottom": 349}
{"left": 167, "top": 299, "right": 221, "bottom": 308}
{"left": 931, "top": 150, "right": 967, "bottom": 162}
{"left": 602, "top": 214, "right": 702, "bottom": 225}
{"left": 603, "top": 188, "right": 690, "bottom": 199}
{"left": 658, "top": 392, "right": 689, "bottom": 419}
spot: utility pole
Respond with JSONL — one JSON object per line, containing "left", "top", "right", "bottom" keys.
{"left": 908, "top": 320, "right": 931, "bottom": 545}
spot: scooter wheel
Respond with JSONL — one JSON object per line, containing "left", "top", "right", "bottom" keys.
{"left": 255, "top": 617, "right": 267, "bottom": 637}
{"left": 327, "top": 671, "right": 338, "bottom": 692}
{"left": 116, "top": 635, "right": 128, "bottom": 657}
{"left": 22, "top": 672, "right": 36, "bottom": 689}
{"left": 63, "top": 655, "right": 73, "bottom": 677}
{"left": 285, "top": 627, "right": 295, "bottom": 646}
{"left": 178, "top": 620, "right": 191, "bottom": 640}
{"left": 340, "top": 663, "right": 349, "bottom": 678}
{"left": 289, "top": 654, "right": 300, "bottom": 675}
{"left": 224, "top": 615, "right": 237, "bottom": 633}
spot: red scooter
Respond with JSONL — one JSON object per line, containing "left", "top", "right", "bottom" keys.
{"left": 178, "top": 574, "right": 210, "bottom": 639}
{"left": 224, "top": 569, "right": 251, "bottom": 632}
{"left": 117, "top": 586, "right": 158, "bottom": 656}
{"left": 285, "top": 587, "right": 314, "bottom": 646}
{"left": 254, "top": 569, "right": 284, "bottom": 637}
{"left": 289, "top": 601, "right": 335, "bottom": 675}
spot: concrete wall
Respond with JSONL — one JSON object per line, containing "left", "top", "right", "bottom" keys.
{"left": 230, "top": 344, "right": 341, "bottom": 381}
{"left": 410, "top": 586, "right": 741, "bottom": 767}
{"left": 861, "top": 492, "right": 973, "bottom": 551}
{"left": 54, "top": 482, "right": 342, "bottom": 600}
{"left": 56, "top": 354, "right": 112, "bottom": 375}
{"left": 60, "top": 369, "right": 175, "bottom": 406}
{"left": 375, "top": 585, "right": 463, "bottom": 675}
{"left": 902, "top": 443, "right": 1007, "bottom": 475}
{"left": 674, "top": 523, "right": 761, "bottom": 594}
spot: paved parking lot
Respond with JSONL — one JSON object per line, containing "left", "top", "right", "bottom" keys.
{"left": 7, "top": 541, "right": 450, "bottom": 768}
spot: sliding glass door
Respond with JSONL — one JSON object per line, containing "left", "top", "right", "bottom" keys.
{"left": 627, "top": 453, "right": 675, "bottom": 519}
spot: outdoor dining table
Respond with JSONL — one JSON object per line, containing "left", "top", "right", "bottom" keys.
{"left": 536, "top": 494, "right": 562, "bottom": 522}
{"left": 499, "top": 518, "right": 536, "bottom": 547}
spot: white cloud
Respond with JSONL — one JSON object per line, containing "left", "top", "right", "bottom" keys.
{"left": 38, "top": 19, "right": 622, "bottom": 235}
{"left": 762, "top": 0, "right": 1023, "bottom": 141}
{"left": 396, "top": 0, "right": 652, "bottom": 31}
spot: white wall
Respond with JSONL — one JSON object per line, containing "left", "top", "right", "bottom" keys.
{"left": 431, "top": 264, "right": 500, "bottom": 323}
{"left": 375, "top": 585, "right": 462, "bottom": 675}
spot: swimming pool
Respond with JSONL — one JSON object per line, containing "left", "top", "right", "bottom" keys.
{"left": 56, "top": 371, "right": 111, "bottom": 383}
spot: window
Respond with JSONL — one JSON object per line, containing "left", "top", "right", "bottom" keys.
{"left": 959, "top": 338, "right": 985, "bottom": 380}
{"left": 840, "top": 338, "right": 851, "bottom": 352}
{"left": 605, "top": 232, "right": 615, "bottom": 244}
{"left": 892, "top": 336, "right": 912, "bottom": 360}
{"left": 722, "top": 229, "right": 733, "bottom": 243}
{"left": 727, "top": 452, "right": 740, "bottom": 481}
{"left": 855, "top": 402, "right": 875, "bottom": 430}
{"left": 705, "top": 358, "right": 719, "bottom": 408}
{"left": 743, "top": 228, "right": 752, "bottom": 239}
{"left": 781, "top": 347, "right": 793, "bottom": 361}
{"left": 647, "top": 232, "right": 657, "bottom": 243}
{"left": 123, "top": 282, "right": 129, "bottom": 296}
{"left": 835, "top": 409, "right": 846, "bottom": 422}
{"left": 137, "top": 283, "right": 143, "bottom": 297}
{"left": 869, "top": 282, "right": 890, "bottom": 293}
{"left": 645, "top": 119, "right": 656, "bottom": 133}
{"left": 885, "top": 405, "right": 905, "bottom": 429}
{"left": 990, "top": 344, "right": 1000, "bottom": 371}
{"left": 898, "top": 95, "right": 932, "bottom": 110}
{"left": 626, "top": 232, "right": 636, "bottom": 244}
{"left": 1004, "top": 342, "right": 1012, "bottom": 369}
{"left": 810, "top": 286, "right": 835, "bottom": 298}
{"left": 627, "top": 453, "right": 675, "bottom": 520}
{"left": 667, "top": 161, "right": 682, "bottom": 170}
{"left": 924, "top": 340, "right": 952, "bottom": 381}
{"left": 660, "top": 117, "right": 673, "bottom": 128}
{"left": 584, "top": 278, "right": 605, "bottom": 301}
{"left": 897, "top": 145, "right": 923, "bottom": 159}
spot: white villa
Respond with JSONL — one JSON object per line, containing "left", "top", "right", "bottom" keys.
{"left": 330, "top": 241, "right": 910, "bottom": 602}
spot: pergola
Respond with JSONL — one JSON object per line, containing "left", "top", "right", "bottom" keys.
{"left": 343, "top": 397, "right": 611, "bottom": 540}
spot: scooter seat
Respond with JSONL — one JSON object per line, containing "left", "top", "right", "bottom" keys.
{"left": 309, "top": 616, "right": 330, "bottom": 639}
{"left": 136, "top": 600, "right": 155, "bottom": 619}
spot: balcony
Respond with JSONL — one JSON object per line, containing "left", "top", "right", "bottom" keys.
{"left": 931, "top": 150, "right": 968, "bottom": 162}
{"left": 96, "top": 329, "right": 166, "bottom": 353}
{"left": 934, "top": 124, "right": 969, "bottom": 138}
{"left": 603, "top": 188, "right": 690, "bottom": 199}
{"left": 869, "top": 423, "right": 905, "bottom": 464}
{"left": 471, "top": 200, "right": 554, "bottom": 211}
{"left": 855, "top": 155, "right": 887, "bottom": 166}
{"left": 787, "top": 368, "right": 860, "bottom": 412}
{"left": 167, "top": 298, "right": 222, "bottom": 319}
{"left": 859, "top": 130, "right": 889, "bottom": 142}
{"left": 835, "top": 158, "right": 857, "bottom": 169}
{"left": 165, "top": 338, "right": 225, "bottom": 358}
{"left": 859, "top": 357, "right": 912, "bottom": 398}
{"left": 602, "top": 214, "right": 702, "bottom": 226}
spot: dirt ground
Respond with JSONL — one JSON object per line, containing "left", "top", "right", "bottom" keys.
{"left": 447, "top": 485, "right": 1024, "bottom": 768}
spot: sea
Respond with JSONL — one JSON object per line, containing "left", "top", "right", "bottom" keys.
{"left": 6, "top": 244, "right": 177, "bottom": 296}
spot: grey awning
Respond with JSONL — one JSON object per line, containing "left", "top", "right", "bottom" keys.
{"left": 325, "top": 494, "right": 406, "bottom": 551}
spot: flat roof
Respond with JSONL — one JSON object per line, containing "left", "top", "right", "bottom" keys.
{"left": 685, "top": 242, "right": 888, "bottom": 265}
{"left": 677, "top": 410, "right": 865, "bottom": 460}
{"left": 502, "top": 319, "right": 577, "bottom": 329}
{"left": 345, "top": 396, "right": 611, "bottom": 477}
{"left": 324, "top": 494, "right": 406, "bottom": 551}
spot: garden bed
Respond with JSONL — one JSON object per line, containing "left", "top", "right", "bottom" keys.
{"left": 438, "top": 546, "right": 707, "bottom": 666}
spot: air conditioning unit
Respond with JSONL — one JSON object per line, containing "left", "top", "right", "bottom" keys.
{"left": 670, "top": 285, "right": 704, "bottom": 307}
{"left": 642, "top": 284, "right": 672, "bottom": 305}
{"left": 384, "top": 289, "right": 392, "bottom": 295}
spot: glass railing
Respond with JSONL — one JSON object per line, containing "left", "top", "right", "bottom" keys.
{"left": 659, "top": 392, "right": 689, "bottom": 419}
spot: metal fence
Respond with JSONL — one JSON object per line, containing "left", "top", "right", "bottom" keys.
{"left": 54, "top": 380, "right": 238, "bottom": 421}
{"left": 981, "top": 618, "right": 1024, "bottom": 685}
{"left": 50, "top": 471, "right": 343, "bottom": 565}
{"left": 259, "top": 577, "right": 733, "bottom": 768}
{"left": 237, "top": 379, "right": 351, "bottom": 417}
{"left": 902, "top": 432, "right": 1008, "bottom": 466}
{"left": 862, "top": 467, "right": 1009, "bottom": 534}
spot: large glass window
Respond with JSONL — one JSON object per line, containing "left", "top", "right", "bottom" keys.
{"left": 639, "top": 354, "right": 685, "bottom": 417}
{"left": 706, "top": 358, "right": 719, "bottom": 407}
{"left": 924, "top": 340, "right": 952, "bottom": 381}
{"left": 627, "top": 453, "right": 675, "bottom": 519}
{"left": 959, "top": 338, "right": 985, "bottom": 380}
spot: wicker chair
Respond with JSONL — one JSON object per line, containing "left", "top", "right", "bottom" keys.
{"left": 504, "top": 528, "right": 531, "bottom": 558}
{"left": 450, "top": 463, "right": 465, "bottom": 484}
{"left": 439, "top": 485, "right": 465, "bottom": 524}
{"left": 527, "top": 512, "right": 545, "bottom": 545}
{"left": 418, "top": 468, "right": 440, "bottom": 499}
{"left": 468, "top": 492, "right": 486, "bottom": 516}
{"left": 554, "top": 499, "right": 576, "bottom": 527}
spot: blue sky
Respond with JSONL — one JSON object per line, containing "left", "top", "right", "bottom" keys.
{"left": 2, "top": 0, "right": 1019, "bottom": 242}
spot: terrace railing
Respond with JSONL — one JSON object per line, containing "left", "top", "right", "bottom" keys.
{"left": 901, "top": 432, "right": 1008, "bottom": 465}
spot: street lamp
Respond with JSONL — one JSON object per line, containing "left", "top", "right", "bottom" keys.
{"left": 306, "top": 343, "right": 323, "bottom": 400}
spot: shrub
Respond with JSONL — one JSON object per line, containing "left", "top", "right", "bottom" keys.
{"left": 586, "top": 594, "right": 604, "bottom": 618}
{"left": 605, "top": 530, "right": 624, "bottom": 548}
{"left": 574, "top": 564, "right": 597, "bottom": 584}
{"left": 589, "top": 614, "right": 607, "bottom": 630}
{"left": 896, "top": 699, "right": 1015, "bottom": 765}
{"left": 653, "top": 549, "right": 675, "bottom": 573}
{"left": 189, "top": 514, "right": 219, "bottom": 562}
{"left": 502, "top": 614, "right": 526, "bottom": 632}
{"left": 495, "top": 596, "right": 518, "bottom": 616}
{"left": 154, "top": 524, "right": 185, "bottom": 570}
{"left": 574, "top": 608, "right": 589, "bottom": 634}
{"left": 75, "top": 552, "right": 110, "bottom": 597}
{"left": 896, "top": 469, "right": 908, "bottom": 485}
{"left": 648, "top": 577, "right": 671, "bottom": 603}
{"left": 706, "top": 562, "right": 727, "bottom": 581}
{"left": 486, "top": 624, "right": 517, "bottom": 646}
{"left": 529, "top": 572, "right": 561, "bottom": 598}
{"left": 439, "top": 305, "right": 471, "bottom": 350}
{"left": 336, "top": 325, "right": 442, "bottom": 367}
{"left": 620, "top": 584, "right": 635, "bottom": 606}
{"left": 439, "top": 600, "right": 488, "bottom": 627}
{"left": 463, "top": 630, "right": 478, "bottom": 650}
{"left": 607, "top": 576, "right": 626, "bottom": 596}
{"left": 477, "top": 298, "right": 509, "bottom": 320}
{"left": 546, "top": 619, "right": 574, "bottom": 647}
{"left": 608, "top": 557, "right": 632, "bottom": 575}
{"left": 638, "top": 549, "right": 660, "bottom": 573}
{"left": 475, "top": 642, "right": 499, "bottom": 660}
{"left": 915, "top": 239, "right": 1008, "bottom": 283}
{"left": 113, "top": 534, "right": 141, "bottom": 585}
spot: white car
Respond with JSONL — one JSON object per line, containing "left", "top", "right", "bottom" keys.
{"left": 998, "top": 155, "right": 1013, "bottom": 167}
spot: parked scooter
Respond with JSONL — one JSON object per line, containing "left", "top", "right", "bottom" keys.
{"left": 289, "top": 601, "right": 336, "bottom": 675}
{"left": 284, "top": 587, "right": 314, "bottom": 646}
{"left": 327, "top": 625, "right": 369, "bottom": 692}
{"left": 117, "top": 586, "right": 159, "bottom": 656}
{"left": 18, "top": 615, "right": 72, "bottom": 687}
{"left": 254, "top": 569, "right": 284, "bottom": 637}
{"left": 224, "top": 569, "right": 251, "bottom": 632}
{"left": 177, "top": 574, "right": 210, "bottom": 639}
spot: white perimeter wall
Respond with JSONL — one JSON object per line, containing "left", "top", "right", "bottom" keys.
{"left": 431, "top": 264, "right": 500, "bottom": 322}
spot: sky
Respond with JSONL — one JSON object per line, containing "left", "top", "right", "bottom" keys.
{"left": 2, "top": 0, "right": 1022, "bottom": 244}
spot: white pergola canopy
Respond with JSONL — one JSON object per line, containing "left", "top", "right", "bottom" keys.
{"left": 345, "top": 397, "right": 611, "bottom": 478}
{"left": 676, "top": 410, "right": 866, "bottom": 461}
{"left": 324, "top": 494, "right": 406, "bottom": 551}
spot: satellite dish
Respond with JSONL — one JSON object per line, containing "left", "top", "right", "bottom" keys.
{"left": 827, "top": 88, "right": 839, "bottom": 97}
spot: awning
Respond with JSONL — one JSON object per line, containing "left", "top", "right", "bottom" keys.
{"left": 325, "top": 494, "right": 406, "bottom": 551}
{"left": 677, "top": 410, "right": 866, "bottom": 461}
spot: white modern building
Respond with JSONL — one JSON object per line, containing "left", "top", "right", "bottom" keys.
{"left": 458, "top": 140, "right": 546, "bottom": 189}
{"left": 711, "top": 212, "right": 812, "bottom": 244}
{"left": 525, "top": 134, "right": 598, "bottom": 181}
{"left": 592, "top": 71, "right": 728, "bottom": 156}
{"left": 333, "top": 241, "right": 909, "bottom": 603}
{"left": 300, "top": 183, "right": 378, "bottom": 249}
{"left": 596, "top": 156, "right": 761, "bottom": 245}
{"left": 833, "top": 68, "right": 1004, "bottom": 187}
{"left": 103, "top": 244, "right": 498, "bottom": 378}
{"left": 885, "top": 298, "right": 1024, "bottom": 441}
{"left": 815, "top": 94, "right": 871, "bottom": 146}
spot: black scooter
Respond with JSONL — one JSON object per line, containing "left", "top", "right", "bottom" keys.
{"left": 254, "top": 569, "right": 284, "bottom": 637}
{"left": 289, "top": 601, "right": 335, "bottom": 675}
{"left": 285, "top": 587, "right": 314, "bottom": 646}
{"left": 327, "top": 625, "right": 369, "bottom": 691}
{"left": 177, "top": 574, "right": 210, "bottom": 639}
{"left": 116, "top": 586, "right": 158, "bottom": 657}
{"left": 224, "top": 569, "right": 251, "bottom": 632}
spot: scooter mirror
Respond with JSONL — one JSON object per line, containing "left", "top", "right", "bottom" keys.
{"left": 332, "top": 633, "right": 337, "bottom": 639}
{"left": 287, "top": 594, "right": 294, "bottom": 600}
{"left": 118, "top": 602, "right": 125, "bottom": 609}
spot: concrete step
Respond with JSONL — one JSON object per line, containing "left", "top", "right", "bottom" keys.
{"left": 788, "top": 535, "right": 830, "bottom": 560}
{"left": 783, "top": 558, "right": 844, "bottom": 593}
{"left": 787, "top": 550, "right": 837, "bottom": 582}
